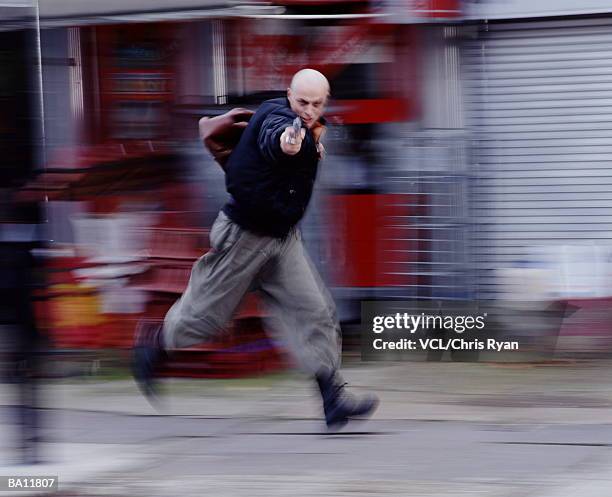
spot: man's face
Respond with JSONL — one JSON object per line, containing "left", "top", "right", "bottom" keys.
{"left": 287, "top": 85, "right": 328, "bottom": 129}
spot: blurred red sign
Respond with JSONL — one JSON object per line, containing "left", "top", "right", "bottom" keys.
{"left": 234, "top": 22, "right": 395, "bottom": 91}
{"left": 328, "top": 99, "right": 413, "bottom": 124}
{"left": 407, "top": 0, "right": 461, "bottom": 18}
{"left": 384, "top": 0, "right": 461, "bottom": 20}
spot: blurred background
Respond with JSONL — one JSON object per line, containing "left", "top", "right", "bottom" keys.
{"left": 4, "top": 0, "right": 612, "bottom": 365}
{"left": 4, "top": 0, "right": 612, "bottom": 493}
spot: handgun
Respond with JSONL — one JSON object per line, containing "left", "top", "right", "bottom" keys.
{"left": 286, "top": 116, "right": 302, "bottom": 144}
{"left": 292, "top": 116, "right": 302, "bottom": 136}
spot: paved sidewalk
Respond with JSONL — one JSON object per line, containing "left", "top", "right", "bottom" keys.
{"left": 2, "top": 360, "right": 612, "bottom": 496}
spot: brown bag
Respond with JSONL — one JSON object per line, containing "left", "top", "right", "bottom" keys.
{"left": 198, "top": 107, "right": 255, "bottom": 170}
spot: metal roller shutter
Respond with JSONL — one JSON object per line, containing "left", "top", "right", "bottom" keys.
{"left": 465, "top": 18, "right": 612, "bottom": 297}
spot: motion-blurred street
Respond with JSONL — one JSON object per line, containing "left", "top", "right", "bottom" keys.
{"left": 3, "top": 361, "right": 612, "bottom": 496}
{"left": 6, "top": 1, "right": 612, "bottom": 495}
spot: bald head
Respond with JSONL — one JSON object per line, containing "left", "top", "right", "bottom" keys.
{"left": 287, "top": 69, "right": 330, "bottom": 129}
{"left": 290, "top": 69, "right": 330, "bottom": 95}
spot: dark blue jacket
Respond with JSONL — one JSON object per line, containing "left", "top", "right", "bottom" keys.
{"left": 223, "top": 98, "right": 322, "bottom": 238}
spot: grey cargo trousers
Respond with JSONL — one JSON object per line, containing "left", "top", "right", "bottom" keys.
{"left": 162, "top": 210, "right": 341, "bottom": 376}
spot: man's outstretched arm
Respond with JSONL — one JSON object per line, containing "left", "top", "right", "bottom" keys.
{"left": 258, "top": 114, "right": 306, "bottom": 162}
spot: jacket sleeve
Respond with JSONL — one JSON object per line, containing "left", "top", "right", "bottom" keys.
{"left": 258, "top": 113, "right": 292, "bottom": 164}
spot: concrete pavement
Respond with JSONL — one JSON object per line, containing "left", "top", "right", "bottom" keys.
{"left": 2, "top": 360, "right": 612, "bottom": 496}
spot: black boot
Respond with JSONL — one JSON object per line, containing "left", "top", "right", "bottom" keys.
{"left": 316, "top": 371, "right": 379, "bottom": 429}
{"left": 132, "top": 320, "right": 166, "bottom": 406}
